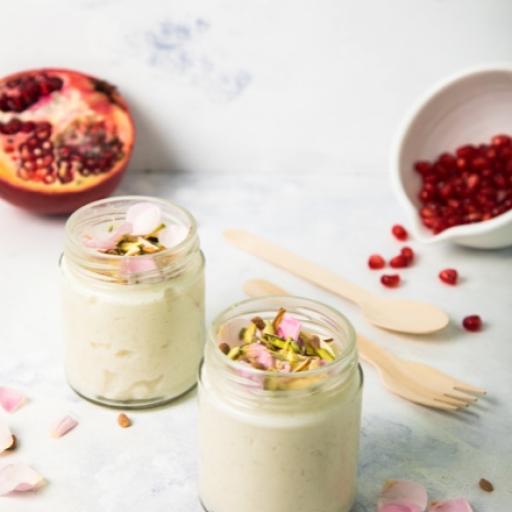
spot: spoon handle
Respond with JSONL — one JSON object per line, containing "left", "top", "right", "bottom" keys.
{"left": 225, "top": 229, "right": 371, "bottom": 305}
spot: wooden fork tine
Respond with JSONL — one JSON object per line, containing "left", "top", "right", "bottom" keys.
{"left": 434, "top": 395, "right": 471, "bottom": 408}
{"left": 453, "top": 383, "right": 487, "bottom": 396}
{"left": 444, "top": 390, "right": 479, "bottom": 403}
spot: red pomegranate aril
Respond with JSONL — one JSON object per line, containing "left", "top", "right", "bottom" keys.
{"left": 368, "top": 254, "right": 386, "bottom": 270}
{"left": 391, "top": 224, "right": 408, "bottom": 241}
{"left": 414, "top": 161, "right": 431, "bottom": 175}
{"left": 381, "top": 274, "right": 400, "bottom": 288}
{"left": 462, "top": 315, "right": 482, "bottom": 332}
{"left": 389, "top": 255, "right": 409, "bottom": 268}
{"left": 414, "top": 134, "right": 512, "bottom": 234}
{"left": 439, "top": 268, "right": 458, "bottom": 285}
{"left": 456, "top": 145, "right": 476, "bottom": 159}
{"left": 400, "top": 246, "right": 414, "bottom": 263}
{"left": 491, "top": 134, "right": 511, "bottom": 147}
{"left": 471, "top": 157, "right": 488, "bottom": 171}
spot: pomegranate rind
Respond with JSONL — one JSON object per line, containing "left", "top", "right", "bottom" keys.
{"left": 0, "top": 68, "right": 135, "bottom": 214}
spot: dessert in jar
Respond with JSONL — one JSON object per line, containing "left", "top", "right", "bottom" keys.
{"left": 198, "top": 296, "right": 362, "bottom": 512}
{"left": 61, "top": 196, "right": 205, "bottom": 408}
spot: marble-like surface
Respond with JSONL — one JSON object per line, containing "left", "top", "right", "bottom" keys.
{"left": 1, "top": 169, "right": 511, "bottom": 511}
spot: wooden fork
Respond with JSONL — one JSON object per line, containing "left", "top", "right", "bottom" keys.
{"left": 357, "top": 335, "right": 485, "bottom": 411}
{"left": 243, "top": 278, "right": 486, "bottom": 412}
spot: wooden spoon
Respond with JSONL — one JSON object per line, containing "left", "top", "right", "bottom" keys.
{"left": 226, "top": 229, "right": 449, "bottom": 334}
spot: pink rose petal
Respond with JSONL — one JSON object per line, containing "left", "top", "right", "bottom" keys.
{"left": 0, "top": 387, "right": 26, "bottom": 413}
{"left": 244, "top": 343, "right": 275, "bottom": 369}
{"left": 51, "top": 415, "right": 78, "bottom": 438}
{"left": 378, "top": 480, "right": 428, "bottom": 512}
{"left": 84, "top": 221, "right": 133, "bottom": 251}
{"left": 0, "top": 422, "right": 13, "bottom": 453}
{"left": 159, "top": 224, "right": 189, "bottom": 248}
{"left": 428, "top": 498, "right": 473, "bottom": 512}
{"left": 277, "top": 314, "right": 302, "bottom": 341}
{"left": 0, "top": 464, "right": 44, "bottom": 496}
{"left": 126, "top": 202, "right": 162, "bottom": 234}
{"left": 120, "top": 257, "right": 157, "bottom": 275}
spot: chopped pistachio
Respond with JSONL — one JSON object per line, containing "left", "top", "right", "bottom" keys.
{"left": 251, "top": 316, "right": 266, "bottom": 330}
{"left": 227, "top": 346, "right": 241, "bottom": 359}
{"left": 242, "top": 322, "right": 257, "bottom": 344}
{"left": 218, "top": 342, "right": 230, "bottom": 355}
{"left": 272, "top": 307, "right": 286, "bottom": 331}
{"left": 316, "top": 348, "right": 335, "bottom": 362}
{"left": 218, "top": 307, "right": 341, "bottom": 376}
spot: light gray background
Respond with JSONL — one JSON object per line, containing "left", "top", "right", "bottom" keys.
{"left": 1, "top": 1, "right": 511, "bottom": 511}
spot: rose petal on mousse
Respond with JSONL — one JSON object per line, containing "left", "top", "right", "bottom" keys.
{"left": 51, "top": 415, "right": 78, "bottom": 438}
{"left": 428, "top": 498, "right": 473, "bottom": 512}
{"left": 126, "top": 202, "right": 162, "bottom": 235}
{"left": 244, "top": 343, "right": 275, "bottom": 369}
{"left": 0, "top": 422, "right": 14, "bottom": 453}
{"left": 277, "top": 314, "right": 302, "bottom": 341}
{"left": 378, "top": 480, "right": 428, "bottom": 512}
{"left": 0, "top": 463, "right": 45, "bottom": 496}
{"left": 159, "top": 224, "right": 189, "bottom": 249}
{"left": 84, "top": 221, "right": 133, "bottom": 251}
{"left": 0, "top": 387, "right": 26, "bottom": 413}
{"left": 120, "top": 256, "right": 157, "bottom": 275}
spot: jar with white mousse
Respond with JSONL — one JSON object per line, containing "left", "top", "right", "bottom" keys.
{"left": 198, "top": 296, "right": 362, "bottom": 512}
{"left": 61, "top": 196, "right": 205, "bottom": 408}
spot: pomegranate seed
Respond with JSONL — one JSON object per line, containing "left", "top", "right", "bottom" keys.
{"left": 462, "top": 315, "right": 482, "bottom": 332}
{"left": 400, "top": 246, "right": 414, "bottom": 263}
{"left": 380, "top": 274, "right": 400, "bottom": 288}
{"left": 389, "top": 255, "right": 408, "bottom": 268}
{"left": 491, "top": 134, "right": 511, "bottom": 147}
{"left": 439, "top": 268, "right": 458, "bottom": 285}
{"left": 414, "top": 134, "right": 512, "bottom": 234}
{"left": 368, "top": 254, "right": 385, "bottom": 270}
{"left": 391, "top": 224, "right": 408, "bottom": 241}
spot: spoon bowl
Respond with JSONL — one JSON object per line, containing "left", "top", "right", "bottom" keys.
{"left": 360, "top": 296, "right": 449, "bottom": 334}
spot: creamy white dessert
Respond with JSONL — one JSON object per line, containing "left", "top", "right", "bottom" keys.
{"left": 61, "top": 197, "right": 205, "bottom": 407}
{"left": 62, "top": 257, "right": 204, "bottom": 404}
{"left": 198, "top": 302, "right": 362, "bottom": 512}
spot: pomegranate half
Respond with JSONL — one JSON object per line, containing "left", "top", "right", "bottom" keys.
{"left": 0, "top": 68, "right": 135, "bottom": 214}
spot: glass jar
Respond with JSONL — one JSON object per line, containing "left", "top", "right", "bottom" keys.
{"left": 198, "top": 296, "right": 363, "bottom": 512}
{"left": 60, "top": 196, "right": 205, "bottom": 408}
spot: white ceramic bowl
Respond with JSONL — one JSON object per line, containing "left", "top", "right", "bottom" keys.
{"left": 391, "top": 66, "right": 512, "bottom": 249}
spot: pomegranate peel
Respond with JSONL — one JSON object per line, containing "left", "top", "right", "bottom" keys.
{"left": 0, "top": 68, "right": 135, "bottom": 214}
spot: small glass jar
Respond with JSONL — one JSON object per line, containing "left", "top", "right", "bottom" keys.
{"left": 60, "top": 196, "right": 205, "bottom": 408}
{"left": 198, "top": 296, "right": 363, "bottom": 512}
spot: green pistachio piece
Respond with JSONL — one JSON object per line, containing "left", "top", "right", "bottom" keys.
{"left": 262, "top": 321, "right": 275, "bottom": 336}
{"left": 119, "top": 242, "right": 142, "bottom": 256}
{"left": 316, "top": 348, "right": 335, "bottom": 362}
{"left": 243, "top": 322, "right": 257, "bottom": 344}
{"left": 265, "top": 335, "right": 286, "bottom": 349}
{"left": 227, "top": 346, "right": 241, "bottom": 360}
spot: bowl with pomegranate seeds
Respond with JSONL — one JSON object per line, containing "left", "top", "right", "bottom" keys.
{"left": 392, "top": 66, "right": 512, "bottom": 248}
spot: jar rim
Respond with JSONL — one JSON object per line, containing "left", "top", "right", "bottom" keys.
{"left": 208, "top": 295, "right": 357, "bottom": 381}
{"left": 64, "top": 195, "right": 200, "bottom": 283}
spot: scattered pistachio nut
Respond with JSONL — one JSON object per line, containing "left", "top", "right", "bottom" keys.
{"left": 479, "top": 478, "right": 494, "bottom": 492}
{"left": 117, "top": 413, "right": 132, "bottom": 428}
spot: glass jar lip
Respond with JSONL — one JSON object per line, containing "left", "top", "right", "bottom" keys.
{"left": 66, "top": 195, "right": 198, "bottom": 262}
{"left": 208, "top": 295, "right": 357, "bottom": 380}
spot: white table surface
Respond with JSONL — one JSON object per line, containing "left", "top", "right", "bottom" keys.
{"left": 1, "top": 169, "right": 511, "bottom": 511}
